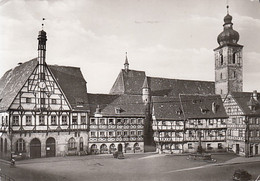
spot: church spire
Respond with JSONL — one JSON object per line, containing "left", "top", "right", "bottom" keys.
{"left": 124, "top": 52, "right": 129, "bottom": 71}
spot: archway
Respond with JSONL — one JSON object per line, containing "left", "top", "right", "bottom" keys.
{"left": 46, "top": 137, "right": 55, "bottom": 157}
{"left": 100, "top": 144, "right": 108, "bottom": 154}
{"left": 90, "top": 144, "right": 98, "bottom": 154}
{"left": 118, "top": 143, "right": 123, "bottom": 152}
{"left": 109, "top": 144, "right": 116, "bottom": 154}
{"left": 30, "top": 138, "right": 41, "bottom": 158}
{"left": 79, "top": 137, "right": 83, "bottom": 151}
{"left": 0, "top": 138, "right": 3, "bottom": 152}
{"left": 133, "top": 143, "right": 140, "bottom": 152}
{"left": 4, "top": 138, "right": 7, "bottom": 153}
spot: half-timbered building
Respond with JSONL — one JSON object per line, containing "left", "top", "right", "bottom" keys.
{"left": 87, "top": 93, "right": 145, "bottom": 154}
{"left": 0, "top": 30, "right": 89, "bottom": 159}
{"left": 224, "top": 91, "right": 260, "bottom": 157}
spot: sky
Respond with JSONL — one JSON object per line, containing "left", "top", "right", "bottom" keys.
{"left": 1, "top": 0, "right": 260, "bottom": 94}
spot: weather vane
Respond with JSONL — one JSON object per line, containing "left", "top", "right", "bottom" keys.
{"left": 226, "top": 0, "right": 229, "bottom": 14}
{"left": 42, "top": 18, "right": 45, "bottom": 30}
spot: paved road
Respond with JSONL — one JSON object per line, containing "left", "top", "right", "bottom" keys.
{"left": 2, "top": 153, "right": 260, "bottom": 181}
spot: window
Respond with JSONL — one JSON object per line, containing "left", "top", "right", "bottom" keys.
{"left": 221, "top": 119, "right": 226, "bottom": 125}
{"left": 123, "top": 131, "right": 128, "bottom": 136}
{"left": 190, "top": 120, "right": 194, "bottom": 125}
{"left": 123, "top": 119, "right": 128, "bottom": 124}
{"left": 238, "top": 130, "right": 243, "bottom": 137}
{"left": 233, "top": 52, "right": 236, "bottom": 64}
{"left": 51, "top": 116, "right": 56, "bottom": 125}
{"left": 137, "top": 131, "right": 142, "bottom": 136}
{"left": 227, "top": 129, "right": 231, "bottom": 136}
{"left": 26, "top": 116, "right": 32, "bottom": 126}
{"left": 91, "top": 132, "right": 96, "bottom": 137}
{"left": 137, "top": 119, "right": 142, "bottom": 124}
{"left": 198, "top": 120, "right": 203, "bottom": 125}
{"left": 218, "top": 143, "right": 223, "bottom": 149}
{"left": 117, "top": 119, "right": 122, "bottom": 124}
{"left": 130, "top": 131, "right": 135, "bottom": 135}
{"left": 39, "top": 115, "right": 45, "bottom": 125}
{"left": 256, "top": 130, "right": 260, "bottom": 137}
{"left": 188, "top": 143, "right": 193, "bottom": 149}
{"left": 207, "top": 143, "right": 212, "bottom": 150}
{"left": 189, "top": 130, "right": 193, "bottom": 137}
{"left": 209, "top": 119, "right": 214, "bottom": 125}
{"left": 99, "top": 118, "right": 105, "bottom": 125}
{"left": 90, "top": 118, "right": 96, "bottom": 125}
{"left": 40, "top": 98, "right": 46, "bottom": 105}
{"left": 108, "top": 131, "right": 113, "bottom": 137}
{"left": 233, "top": 71, "right": 236, "bottom": 78}
{"left": 117, "top": 131, "right": 122, "bottom": 136}
{"left": 220, "top": 54, "right": 223, "bottom": 65}
{"left": 162, "top": 121, "right": 167, "bottom": 126}
{"left": 26, "top": 98, "right": 32, "bottom": 103}
{"left": 51, "top": 99, "right": 57, "bottom": 104}
{"left": 100, "top": 132, "right": 105, "bottom": 137}
{"left": 68, "top": 137, "right": 76, "bottom": 150}
{"left": 220, "top": 73, "right": 223, "bottom": 80}
{"left": 72, "top": 116, "right": 77, "bottom": 125}
{"left": 108, "top": 119, "right": 114, "bottom": 125}
{"left": 62, "top": 116, "right": 67, "bottom": 125}
{"left": 13, "top": 116, "right": 19, "bottom": 126}
{"left": 40, "top": 72, "right": 45, "bottom": 80}
{"left": 16, "top": 138, "right": 26, "bottom": 152}
{"left": 131, "top": 119, "right": 136, "bottom": 124}
{"left": 81, "top": 116, "right": 86, "bottom": 124}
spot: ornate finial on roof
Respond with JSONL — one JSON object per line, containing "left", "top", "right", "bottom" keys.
{"left": 226, "top": 0, "right": 229, "bottom": 14}
{"left": 42, "top": 18, "right": 45, "bottom": 30}
{"left": 124, "top": 52, "right": 129, "bottom": 71}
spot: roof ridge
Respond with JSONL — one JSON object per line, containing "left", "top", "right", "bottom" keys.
{"left": 147, "top": 76, "right": 214, "bottom": 83}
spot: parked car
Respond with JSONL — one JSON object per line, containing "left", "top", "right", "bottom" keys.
{"left": 233, "top": 169, "right": 252, "bottom": 181}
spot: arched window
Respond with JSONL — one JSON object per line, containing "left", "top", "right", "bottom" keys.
{"left": 4, "top": 138, "right": 7, "bottom": 153}
{"left": 68, "top": 137, "right": 76, "bottom": 150}
{"left": 16, "top": 138, "right": 26, "bottom": 152}
{"left": 233, "top": 52, "right": 236, "bottom": 64}
{"left": 220, "top": 54, "right": 224, "bottom": 65}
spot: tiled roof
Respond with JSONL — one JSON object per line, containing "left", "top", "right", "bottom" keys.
{"left": 109, "top": 69, "right": 146, "bottom": 95}
{"left": 148, "top": 77, "right": 215, "bottom": 97}
{"left": 0, "top": 58, "right": 38, "bottom": 111}
{"left": 180, "top": 94, "right": 228, "bottom": 119}
{"left": 88, "top": 93, "right": 145, "bottom": 117}
{"left": 109, "top": 69, "right": 215, "bottom": 96}
{"left": 0, "top": 58, "right": 89, "bottom": 111}
{"left": 152, "top": 96, "right": 184, "bottom": 120}
{"left": 231, "top": 92, "right": 260, "bottom": 115}
{"left": 49, "top": 65, "right": 89, "bottom": 110}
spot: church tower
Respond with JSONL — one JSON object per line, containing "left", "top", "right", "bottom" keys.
{"left": 142, "top": 76, "right": 150, "bottom": 105}
{"left": 214, "top": 6, "right": 243, "bottom": 97}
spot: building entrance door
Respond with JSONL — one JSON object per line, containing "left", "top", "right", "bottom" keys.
{"left": 118, "top": 144, "right": 123, "bottom": 152}
{"left": 46, "top": 137, "right": 56, "bottom": 157}
{"left": 236, "top": 144, "right": 239, "bottom": 154}
{"left": 30, "top": 138, "right": 41, "bottom": 158}
{"left": 250, "top": 145, "right": 253, "bottom": 156}
{"left": 255, "top": 145, "right": 258, "bottom": 155}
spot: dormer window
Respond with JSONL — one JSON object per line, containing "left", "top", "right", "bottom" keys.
{"left": 176, "top": 108, "right": 183, "bottom": 115}
{"left": 115, "top": 107, "right": 123, "bottom": 114}
{"left": 200, "top": 106, "right": 209, "bottom": 114}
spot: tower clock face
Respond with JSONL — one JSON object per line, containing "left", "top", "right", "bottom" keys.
{"left": 39, "top": 82, "right": 46, "bottom": 89}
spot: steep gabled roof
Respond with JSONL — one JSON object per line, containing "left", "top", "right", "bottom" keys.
{"left": 109, "top": 69, "right": 146, "bottom": 95}
{"left": 88, "top": 93, "right": 145, "bottom": 117}
{"left": 231, "top": 92, "right": 260, "bottom": 115}
{"left": 0, "top": 59, "right": 89, "bottom": 111}
{"left": 48, "top": 65, "right": 89, "bottom": 111}
{"left": 152, "top": 96, "right": 184, "bottom": 120}
{"left": 109, "top": 68, "right": 214, "bottom": 97}
{"left": 180, "top": 94, "right": 228, "bottom": 119}
{"left": 148, "top": 77, "right": 215, "bottom": 97}
{"left": 0, "top": 58, "right": 38, "bottom": 111}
